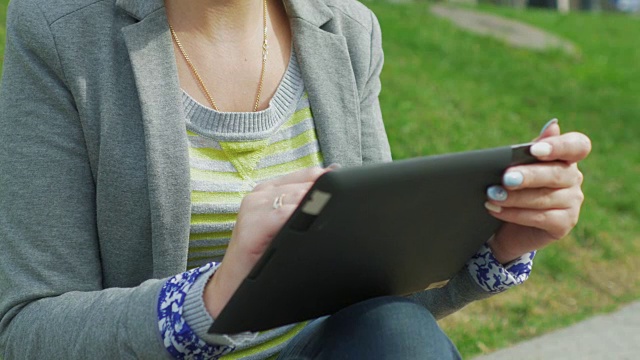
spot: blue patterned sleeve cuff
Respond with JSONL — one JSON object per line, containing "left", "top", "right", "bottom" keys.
{"left": 466, "top": 243, "right": 536, "bottom": 294}
{"left": 157, "top": 263, "right": 235, "bottom": 359}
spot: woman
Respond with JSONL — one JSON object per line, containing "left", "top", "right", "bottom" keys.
{"left": 0, "top": 0, "right": 591, "bottom": 358}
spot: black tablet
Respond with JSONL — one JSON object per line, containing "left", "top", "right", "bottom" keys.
{"left": 209, "top": 143, "right": 537, "bottom": 334}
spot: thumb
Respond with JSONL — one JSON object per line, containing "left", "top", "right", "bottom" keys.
{"left": 534, "top": 118, "right": 561, "bottom": 141}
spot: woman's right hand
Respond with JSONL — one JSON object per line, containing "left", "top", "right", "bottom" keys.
{"left": 204, "top": 166, "right": 333, "bottom": 318}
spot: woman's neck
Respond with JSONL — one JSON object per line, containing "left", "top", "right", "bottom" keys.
{"left": 165, "top": 0, "right": 265, "bottom": 44}
{"left": 165, "top": 0, "right": 292, "bottom": 112}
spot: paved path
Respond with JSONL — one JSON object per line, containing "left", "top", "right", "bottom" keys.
{"left": 430, "top": 4, "right": 578, "bottom": 55}
{"left": 472, "top": 301, "right": 640, "bottom": 360}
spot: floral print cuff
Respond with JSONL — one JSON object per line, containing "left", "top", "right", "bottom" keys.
{"left": 158, "top": 262, "right": 235, "bottom": 359}
{"left": 467, "top": 243, "right": 536, "bottom": 294}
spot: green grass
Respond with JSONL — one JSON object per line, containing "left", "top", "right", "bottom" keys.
{"left": 1, "top": 0, "right": 639, "bottom": 358}
{"left": 362, "top": 0, "right": 640, "bottom": 357}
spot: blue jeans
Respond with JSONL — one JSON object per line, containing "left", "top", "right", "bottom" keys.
{"left": 277, "top": 296, "right": 462, "bottom": 359}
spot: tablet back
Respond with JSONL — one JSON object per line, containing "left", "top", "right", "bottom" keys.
{"left": 210, "top": 144, "right": 535, "bottom": 334}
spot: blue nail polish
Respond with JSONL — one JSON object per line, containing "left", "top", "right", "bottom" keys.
{"left": 539, "top": 118, "right": 558, "bottom": 136}
{"left": 503, "top": 172, "right": 524, "bottom": 187}
{"left": 487, "top": 185, "right": 508, "bottom": 201}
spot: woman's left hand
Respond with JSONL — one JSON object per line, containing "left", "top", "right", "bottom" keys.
{"left": 485, "top": 120, "right": 592, "bottom": 264}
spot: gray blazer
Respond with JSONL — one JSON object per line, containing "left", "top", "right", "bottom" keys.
{"left": 0, "top": 0, "right": 492, "bottom": 358}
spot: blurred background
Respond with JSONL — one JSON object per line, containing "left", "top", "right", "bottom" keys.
{"left": 365, "top": 0, "right": 639, "bottom": 357}
{"left": 0, "top": 0, "right": 638, "bottom": 358}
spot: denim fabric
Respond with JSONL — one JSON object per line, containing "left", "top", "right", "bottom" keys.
{"left": 278, "top": 296, "right": 462, "bottom": 360}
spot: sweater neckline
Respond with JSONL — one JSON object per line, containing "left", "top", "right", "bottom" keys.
{"left": 182, "top": 50, "right": 304, "bottom": 142}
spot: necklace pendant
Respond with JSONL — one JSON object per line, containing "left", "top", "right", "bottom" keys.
{"left": 262, "top": 41, "right": 269, "bottom": 61}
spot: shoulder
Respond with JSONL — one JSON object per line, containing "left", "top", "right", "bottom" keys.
{"left": 287, "top": 0, "right": 378, "bottom": 34}
{"left": 324, "top": 0, "right": 377, "bottom": 32}
{"left": 8, "top": 0, "right": 112, "bottom": 27}
{"left": 6, "top": 0, "right": 123, "bottom": 76}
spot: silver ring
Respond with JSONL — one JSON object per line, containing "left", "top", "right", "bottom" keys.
{"left": 272, "top": 193, "right": 286, "bottom": 209}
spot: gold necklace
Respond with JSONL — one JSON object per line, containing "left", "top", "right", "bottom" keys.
{"left": 169, "top": 0, "right": 269, "bottom": 112}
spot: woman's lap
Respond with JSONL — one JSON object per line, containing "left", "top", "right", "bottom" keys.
{"left": 277, "top": 296, "right": 461, "bottom": 360}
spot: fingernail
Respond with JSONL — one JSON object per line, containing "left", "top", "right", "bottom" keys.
{"left": 531, "top": 142, "right": 553, "bottom": 157}
{"left": 487, "top": 185, "right": 508, "bottom": 201}
{"left": 484, "top": 202, "right": 502, "bottom": 213}
{"left": 326, "top": 163, "right": 342, "bottom": 170}
{"left": 503, "top": 171, "right": 524, "bottom": 187}
{"left": 539, "top": 118, "right": 558, "bottom": 136}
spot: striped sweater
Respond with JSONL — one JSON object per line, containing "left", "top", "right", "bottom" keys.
{"left": 183, "top": 52, "right": 320, "bottom": 358}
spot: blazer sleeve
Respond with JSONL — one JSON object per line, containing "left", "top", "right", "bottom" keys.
{"left": 361, "top": 9, "right": 496, "bottom": 319}
{"left": 0, "top": 2, "right": 170, "bottom": 358}
{"left": 359, "top": 10, "right": 393, "bottom": 164}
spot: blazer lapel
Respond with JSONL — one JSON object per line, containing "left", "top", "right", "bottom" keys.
{"left": 115, "top": 0, "right": 364, "bottom": 277}
{"left": 120, "top": 6, "right": 191, "bottom": 278}
{"left": 285, "top": 1, "right": 364, "bottom": 167}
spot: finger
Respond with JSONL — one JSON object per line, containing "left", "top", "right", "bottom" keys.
{"left": 486, "top": 206, "right": 579, "bottom": 239}
{"left": 487, "top": 186, "right": 583, "bottom": 210}
{"left": 502, "top": 162, "right": 583, "bottom": 189}
{"left": 533, "top": 118, "right": 560, "bottom": 141}
{"left": 530, "top": 132, "right": 592, "bottom": 163}
{"left": 270, "top": 182, "right": 316, "bottom": 208}
{"left": 256, "top": 166, "right": 329, "bottom": 189}
{"left": 243, "top": 182, "right": 315, "bottom": 210}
